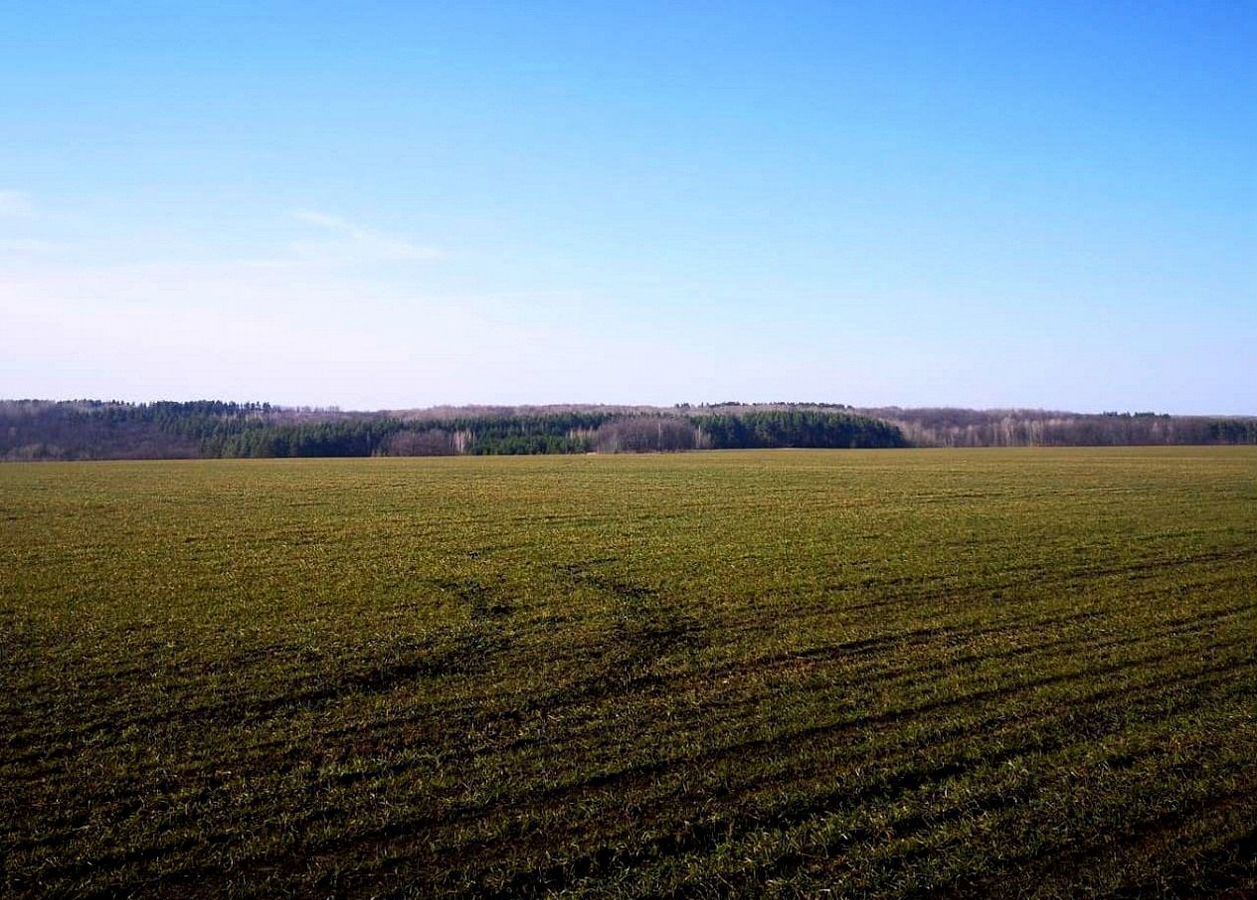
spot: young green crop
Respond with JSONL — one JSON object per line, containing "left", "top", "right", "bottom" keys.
{"left": 2, "top": 448, "right": 1255, "bottom": 897}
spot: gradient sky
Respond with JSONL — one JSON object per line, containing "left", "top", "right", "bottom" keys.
{"left": 2, "top": 2, "right": 1254, "bottom": 412}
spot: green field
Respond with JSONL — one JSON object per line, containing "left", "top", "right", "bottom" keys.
{"left": 3, "top": 448, "right": 1256, "bottom": 897}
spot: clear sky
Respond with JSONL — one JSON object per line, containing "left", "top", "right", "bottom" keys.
{"left": 2, "top": 2, "right": 1254, "bottom": 412}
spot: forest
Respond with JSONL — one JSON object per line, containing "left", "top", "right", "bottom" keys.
{"left": 867, "top": 407, "right": 1257, "bottom": 448}
{"left": 1, "top": 400, "right": 1254, "bottom": 460}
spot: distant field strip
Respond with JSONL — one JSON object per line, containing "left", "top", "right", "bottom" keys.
{"left": 2, "top": 448, "right": 1255, "bottom": 897}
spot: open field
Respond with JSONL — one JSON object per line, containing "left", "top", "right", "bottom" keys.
{"left": 2, "top": 448, "right": 1256, "bottom": 897}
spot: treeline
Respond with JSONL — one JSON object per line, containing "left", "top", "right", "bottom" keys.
{"left": 211, "top": 413, "right": 619, "bottom": 458}
{"left": 0, "top": 402, "right": 905, "bottom": 459}
{"left": 204, "top": 410, "right": 904, "bottom": 457}
{"left": 0, "top": 400, "right": 271, "bottom": 460}
{"left": 862, "top": 408, "right": 1257, "bottom": 448}
{"left": 3, "top": 400, "right": 1254, "bottom": 461}
{"left": 697, "top": 411, "right": 905, "bottom": 449}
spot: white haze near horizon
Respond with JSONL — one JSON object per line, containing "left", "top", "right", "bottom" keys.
{"left": 2, "top": 193, "right": 1253, "bottom": 416}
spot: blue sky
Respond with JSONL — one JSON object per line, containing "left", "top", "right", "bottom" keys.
{"left": 2, "top": 2, "right": 1254, "bottom": 412}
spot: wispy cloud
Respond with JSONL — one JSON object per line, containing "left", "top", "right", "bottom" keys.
{"left": 291, "top": 209, "right": 350, "bottom": 230}
{"left": 289, "top": 209, "right": 443, "bottom": 262}
{"left": 0, "top": 238, "right": 58, "bottom": 255}
{"left": 0, "top": 190, "right": 33, "bottom": 217}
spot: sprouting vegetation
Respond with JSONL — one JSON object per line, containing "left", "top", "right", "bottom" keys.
{"left": 3, "top": 447, "right": 1255, "bottom": 897}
